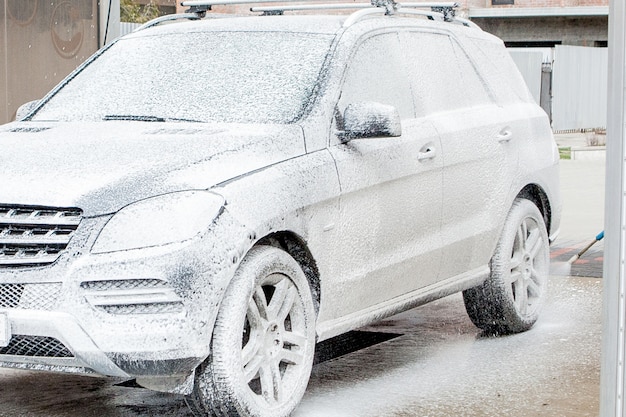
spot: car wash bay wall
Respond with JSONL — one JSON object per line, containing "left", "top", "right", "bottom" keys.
{"left": 0, "top": 0, "right": 101, "bottom": 125}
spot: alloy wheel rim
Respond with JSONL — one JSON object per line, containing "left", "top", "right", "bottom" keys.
{"left": 508, "top": 217, "right": 547, "bottom": 317}
{"left": 241, "top": 272, "right": 309, "bottom": 405}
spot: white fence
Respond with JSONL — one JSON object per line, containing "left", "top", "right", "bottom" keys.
{"left": 511, "top": 45, "right": 608, "bottom": 132}
{"left": 120, "top": 22, "right": 141, "bottom": 38}
{"left": 552, "top": 45, "right": 608, "bottom": 132}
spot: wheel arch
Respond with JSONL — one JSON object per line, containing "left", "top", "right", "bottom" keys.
{"left": 255, "top": 231, "right": 322, "bottom": 317}
{"left": 516, "top": 184, "right": 552, "bottom": 236}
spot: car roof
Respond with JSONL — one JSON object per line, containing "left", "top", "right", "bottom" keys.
{"left": 127, "top": 15, "right": 347, "bottom": 38}
{"left": 125, "top": 9, "right": 491, "bottom": 40}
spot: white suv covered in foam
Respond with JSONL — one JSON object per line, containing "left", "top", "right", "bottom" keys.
{"left": 0, "top": 2, "right": 560, "bottom": 416}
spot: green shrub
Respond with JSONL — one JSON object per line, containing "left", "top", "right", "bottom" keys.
{"left": 121, "top": 0, "right": 160, "bottom": 23}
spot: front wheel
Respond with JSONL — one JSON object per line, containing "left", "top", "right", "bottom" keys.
{"left": 463, "top": 198, "right": 550, "bottom": 334}
{"left": 186, "top": 245, "right": 316, "bottom": 417}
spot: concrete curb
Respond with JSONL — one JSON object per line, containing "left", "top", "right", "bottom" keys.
{"left": 555, "top": 132, "right": 606, "bottom": 161}
{"left": 570, "top": 146, "right": 606, "bottom": 161}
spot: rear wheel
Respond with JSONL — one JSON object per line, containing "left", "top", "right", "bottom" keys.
{"left": 186, "top": 245, "right": 316, "bottom": 417}
{"left": 463, "top": 198, "right": 549, "bottom": 334}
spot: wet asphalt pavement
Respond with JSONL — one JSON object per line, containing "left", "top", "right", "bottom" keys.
{"left": 0, "top": 152, "right": 604, "bottom": 416}
{"left": 299, "top": 275, "right": 601, "bottom": 417}
{"left": 0, "top": 274, "right": 601, "bottom": 417}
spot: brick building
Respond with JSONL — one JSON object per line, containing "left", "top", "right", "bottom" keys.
{"left": 463, "top": 0, "right": 609, "bottom": 47}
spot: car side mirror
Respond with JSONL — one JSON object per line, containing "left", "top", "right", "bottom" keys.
{"left": 15, "top": 100, "right": 40, "bottom": 120}
{"left": 340, "top": 102, "right": 402, "bottom": 142}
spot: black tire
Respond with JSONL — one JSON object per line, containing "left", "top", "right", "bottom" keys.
{"left": 186, "top": 246, "right": 316, "bottom": 417}
{"left": 463, "top": 198, "right": 550, "bottom": 335}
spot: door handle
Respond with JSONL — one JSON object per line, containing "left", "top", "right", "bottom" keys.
{"left": 417, "top": 147, "right": 437, "bottom": 161}
{"left": 498, "top": 128, "right": 513, "bottom": 143}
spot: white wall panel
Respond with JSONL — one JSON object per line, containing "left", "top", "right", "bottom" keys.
{"left": 553, "top": 45, "right": 608, "bottom": 131}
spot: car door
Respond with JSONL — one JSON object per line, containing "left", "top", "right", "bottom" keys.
{"left": 399, "top": 31, "right": 520, "bottom": 280}
{"left": 324, "top": 32, "right": 444, "bottom": 320}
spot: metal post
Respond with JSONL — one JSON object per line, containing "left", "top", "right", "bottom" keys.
{"left": 601, "top": 1, "right": 626, "bottom": 415}
{"left": 1, "top": 1, "right": 8, "bottom": 124}
{"left": 540, "top": 62, "right": 552, "bottom": 123}
{"left": 99, "top": 0, "right": 120, "bottom": 47}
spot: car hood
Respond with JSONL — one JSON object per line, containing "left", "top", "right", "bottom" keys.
{"left": 0, "top": 121, "right": 305, "bottom": 216}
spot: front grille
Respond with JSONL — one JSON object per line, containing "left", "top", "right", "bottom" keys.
{"left": 0, "top": 283, "right": 61, "bottom": 310}
{"left": 101, "top": 303, "right": 184, "bottom": 315}
{"left": 0, "top": 205, "right": 82, "bottom": 267}
{"left": 80, "top": 279, "right": 168, "bottom": 292}
{"left": 0, "top": 284, "right": 22, "bottom": 308}
{"left": 0, "top": 335, "right": 73, "bottom": 358}
{"left": 81, "top": 279, "right": 184, "bottom": 315}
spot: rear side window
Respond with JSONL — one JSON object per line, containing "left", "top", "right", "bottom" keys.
{"left": 400, "top": 31, "right": 492, "bottom": 116}
{"left": 338, "top": 33, "right": 414, "bottom": 119}
{"left": 463, "top": 36, "right": 535, "bottom": 104}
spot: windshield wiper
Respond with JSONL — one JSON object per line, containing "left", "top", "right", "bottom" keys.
{"left": 103, "top": 115, "right": 201, "bottom": 123}
{"left": 104, "top": 115, "right": 165, "bottom": 122}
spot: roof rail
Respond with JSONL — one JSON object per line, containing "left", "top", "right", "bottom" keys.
{"left": 248, "top": 1, "right": 473, "bottom": 28}
{"left": 182, "top": 0, "right": 458, "bottom": 15}
{"left": 401, "top": 2, "right": 458, "bottom": 20}
{"left": 147, "top": 1, "right": 476, "bottom": 31}
{"left": 251, "top": 2, "right": 369, "bottom": 15}
{"left": 341, "top": 6, "right": 468, "bottom": 28}
{"left": 134, "top": 12, "right": 203, "bottom": 32}
{"left": 250, "top": 1, "right": 457, "bottom": 14}
{"left": 181, "top": 0, "right": 296, "bottom": 13}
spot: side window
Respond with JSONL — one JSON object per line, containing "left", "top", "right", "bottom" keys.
{"left": 465, "top": 37, "right": 535, "bottom": 104}
{"left": 450, "top": 41, "right": 493, "bottom": 105}
{"left": 338, "top": 33, "right": 414, "bottom": 120}
{"left": 400, "top": 32, "right": 492, "bottom": 116}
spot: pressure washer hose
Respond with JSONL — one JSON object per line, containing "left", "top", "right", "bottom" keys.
{"left": 568, "top": 231, "right": 605, "bottom": 264}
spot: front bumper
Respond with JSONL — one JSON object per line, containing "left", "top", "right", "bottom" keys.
{"left": 0, "top": 210, "right": 247, "bottom": 380}
{"left": 0, "top": 308, "right": 205, "bottom": 380}
{"left": 0, "top": 309, "right": 129, "bottom": 376}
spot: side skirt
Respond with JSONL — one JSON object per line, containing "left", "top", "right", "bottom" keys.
{"left": 315, "top": 265, "right": 490, "bottom": 342}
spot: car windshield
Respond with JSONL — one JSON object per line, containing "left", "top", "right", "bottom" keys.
{"left": 32, "top": 31, "right": 334, "bottom": 124}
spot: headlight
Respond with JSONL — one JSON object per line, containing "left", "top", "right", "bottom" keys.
{"left": 91, "top": 191, "right": 225, "bottom": 254}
